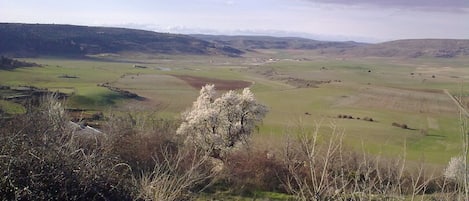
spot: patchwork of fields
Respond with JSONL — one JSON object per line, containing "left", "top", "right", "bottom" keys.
{"left": 2, "top": 51, "right": 469, "bottom": 165}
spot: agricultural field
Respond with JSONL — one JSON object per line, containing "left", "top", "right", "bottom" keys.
{"left": 2, "top": 51, "right": 469, "bottom": 166}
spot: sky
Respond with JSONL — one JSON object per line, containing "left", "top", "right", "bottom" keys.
{"left": 1, "top": 0, "right": 469, "bottom": 43}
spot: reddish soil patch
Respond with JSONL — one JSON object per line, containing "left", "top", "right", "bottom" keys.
{"left": 171, "top": 75, "right": 252, "bottom": 90}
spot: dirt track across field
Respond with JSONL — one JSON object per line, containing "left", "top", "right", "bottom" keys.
{"left": 171, "top": 75, "right": 252, "bottom": 90}
{"left": 444, "top": 89, "right": 469, "bottom": 117}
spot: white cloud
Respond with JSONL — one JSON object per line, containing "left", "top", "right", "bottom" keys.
{"left": 302, "top": 0, "right": 469, "bottom": 13}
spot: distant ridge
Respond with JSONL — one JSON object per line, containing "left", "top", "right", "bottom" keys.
{"left": 192, "top": 35, "right": 469, "bottom": 58}
{"left": 346, "top": 39, "right": 469, "bottom": 58}
{"left": 191, "top": 34, "right": 366, "bottom": 50}
{"left": 0, "top": 23, "right": 243, "bottom": 57}
{"left": 1, "top": 23, "right": 468, "bottom": 59}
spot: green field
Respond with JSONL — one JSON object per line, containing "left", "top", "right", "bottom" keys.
{"left": 2, "top": 52, "right": 469, "bottom": 165}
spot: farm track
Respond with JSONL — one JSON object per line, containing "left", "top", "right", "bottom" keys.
{"left": 171, "top": 74, "right": 252, "bottom": 90}
{"left": 444, "top": 89, "right": 469, "bottom": 117}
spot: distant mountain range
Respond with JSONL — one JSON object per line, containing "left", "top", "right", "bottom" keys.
{"left": 1, "top": 23, "right": 468, "bottom": 58}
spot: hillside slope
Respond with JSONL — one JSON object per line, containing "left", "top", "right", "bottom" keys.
{"left": 193, "top": 35, "right": 469, "bottom": 58}
{"left": 346, "top": 39, "right": 469, "bottom": 58}
{"left": 191, "top": 34, "right": 365, "bottom": 50}
{"left": 2, "top": 23, "right": 468, "bottom": 59}
{"left": 0, "top": 23, "right": 243, "bottom": 57}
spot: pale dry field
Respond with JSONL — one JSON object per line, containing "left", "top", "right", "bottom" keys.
{"left": 334, "top": 86, "right": 458, "bottom": 115}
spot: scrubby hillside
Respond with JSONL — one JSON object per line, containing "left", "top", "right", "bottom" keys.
{"left": 0, "top": 23, "right": 243, "bottom": 57}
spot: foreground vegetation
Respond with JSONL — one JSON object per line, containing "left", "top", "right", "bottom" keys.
{"left": 1, "top": 93, "right": 468, "bottom": 200}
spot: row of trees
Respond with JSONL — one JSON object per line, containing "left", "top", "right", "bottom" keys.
{"left": 0, "top": 56, "right": 40, "bottom": 69}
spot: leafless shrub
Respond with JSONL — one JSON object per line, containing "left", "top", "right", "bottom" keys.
{"left": 279, "top": 121, "right": 442, "bottom": 200}
{"left": 102, "top": 112, "right": 179, "bottom": 172}
{"left": 281, "top": 121, "right": 347, "bottom": 200}
{"left": 100, "top": 109, "right": 221, "bottom": 201}
{"left": 135, "top": 147, "right": 217, "bottom": 201}
{"left": 0, "top": 95, "right": 134, "bottom": 200}
{"left": 222, "top": 149, "right": 289, "bottom": 195}
{"left": 392, "top": 122, "right": 409, "bottom": 129}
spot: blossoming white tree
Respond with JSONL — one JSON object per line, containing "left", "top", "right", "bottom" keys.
{"left": 177, "top": 84, "right": 268, "bottom": 158}
{"left": 444, "top": 156, "right": 466, "bottom": 182}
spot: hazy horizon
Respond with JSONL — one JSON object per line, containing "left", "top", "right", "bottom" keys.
{"left": 1, "top": 0, "right": 469, "bottom": 43}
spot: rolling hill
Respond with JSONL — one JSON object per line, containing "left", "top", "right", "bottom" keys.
{"left": 345, "top": 39, "right": 469, "bottom": 58}
{"left": 0, "top": 23, "right": 243, "bottom": 57}
{"left": 192, "top": 35, "right": 469, "bottom": 58}
{"left": 191, "top": 34, "right": 365, "bottom": 50}
{"left": 1, "top": 23, "right": 468, "bottom": 59}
